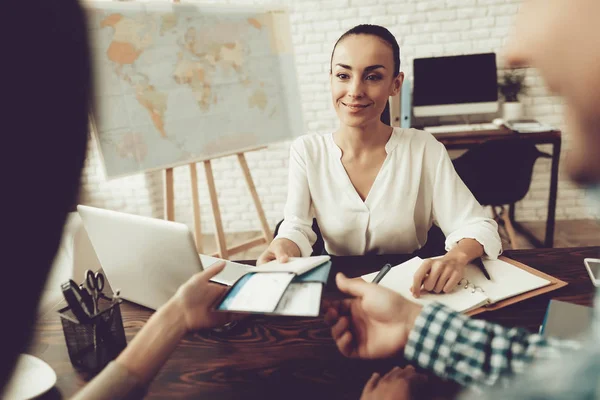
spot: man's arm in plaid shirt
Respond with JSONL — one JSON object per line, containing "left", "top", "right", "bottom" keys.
{"left": 403, "top": 303, "right": 580, "bottom": 388}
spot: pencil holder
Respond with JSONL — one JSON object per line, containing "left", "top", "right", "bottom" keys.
{"left": 58, "top": 295, "right": 127, "bottom": 375}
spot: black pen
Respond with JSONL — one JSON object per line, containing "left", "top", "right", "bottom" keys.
{"left": 473, "top": 257, "right": 491, "bottom": 280}
{"left": 372, "top": 263, "right": 392, "bottom": 284}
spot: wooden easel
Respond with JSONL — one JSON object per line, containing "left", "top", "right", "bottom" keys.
{"left": 163, "top": 149, "right": 272, "bottom": 259}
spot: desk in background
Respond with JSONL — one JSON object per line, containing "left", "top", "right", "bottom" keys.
{"left": 30, "top": 247, "right": 595, "bottom": 399}
{"left": 433, "top": 127, "right": 562, "bottom": 248}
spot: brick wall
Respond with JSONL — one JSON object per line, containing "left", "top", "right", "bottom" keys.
{"left": 80, "top": 0, "right": 599, "bottom": 235}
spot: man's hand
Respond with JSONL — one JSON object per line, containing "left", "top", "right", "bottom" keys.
{"left": 361, "top": 366, "right": 428, "bottom": 400}
{"left": 256, "top": 238, "right": 301, "bottom": 265}
{"left": 324, "top": 273, "right": 422, "bottom": 359}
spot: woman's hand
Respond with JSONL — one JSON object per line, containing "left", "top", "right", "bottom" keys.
{"left": 411, "top": 254, "right": 467, "bottom": 297}
{"left": 256, "top": 238, "right": 301, "bottom": 265}
{"left": 411, "top": 239, "right": 484, "bottom": 298}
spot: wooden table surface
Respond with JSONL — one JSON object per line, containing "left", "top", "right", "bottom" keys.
{"left": 31, "top": 247, "right": 599, "bottom": 399}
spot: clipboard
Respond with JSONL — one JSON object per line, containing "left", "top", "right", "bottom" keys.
{"left": 465, "top": 256, "right": 568, "bottom": 316}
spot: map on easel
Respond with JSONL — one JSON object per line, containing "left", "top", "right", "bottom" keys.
{"left": 86, "top": 2, "right": 303, "bottom": 179}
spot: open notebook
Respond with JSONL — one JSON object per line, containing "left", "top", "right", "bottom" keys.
{"left": 362, "top": 256, "right": 567, "bottom": 315}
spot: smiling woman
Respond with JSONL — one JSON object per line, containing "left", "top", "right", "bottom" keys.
{"left": 258, "top": 24, "right": 502, "bottom": 301}
{"left": 329, "top": 24, "right": 402, "bottom": 126}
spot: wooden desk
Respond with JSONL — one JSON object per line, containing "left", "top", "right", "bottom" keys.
{"left": 433, "top": 128, "right": 562, "bottom": 248}
{"left": 31, "top": 247, "right": 596, "bottom": 400}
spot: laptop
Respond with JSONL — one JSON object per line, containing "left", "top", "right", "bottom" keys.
{"left": 539, "top": 299, "right": 593, "bottom": 341}
{"left": 77, "top": 205, "right": 252, "bottom": 310}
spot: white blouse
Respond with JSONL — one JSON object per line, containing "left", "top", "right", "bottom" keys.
{"left": 275, "top": 128, "right": 502, "bottom": 258}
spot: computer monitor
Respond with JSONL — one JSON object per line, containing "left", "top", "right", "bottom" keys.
{"left": 412, "top": 53, "right": 498, "bottom": 118}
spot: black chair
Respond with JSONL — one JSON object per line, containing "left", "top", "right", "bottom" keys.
{"left": 452, "top": 139, "right": 551, "bottom": 249}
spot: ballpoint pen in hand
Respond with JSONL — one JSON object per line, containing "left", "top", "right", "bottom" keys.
{"left": 372, "top": 263, "right": 392, "bottom": 284}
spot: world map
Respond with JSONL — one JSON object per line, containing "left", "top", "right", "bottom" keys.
{"left": 87, "top": 3, "right": 302, "bottom": 178}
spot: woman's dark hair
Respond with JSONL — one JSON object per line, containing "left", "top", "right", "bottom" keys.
{"left": 330, "top": 25, "right": 401, "bottom": 124}
{"left": 330, "top": 24, "right": 401, "bottom": 76}
{"left": 3, "top": 0, "right": 91, "bottom": 391}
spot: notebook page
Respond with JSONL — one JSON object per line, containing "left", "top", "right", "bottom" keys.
{"left": 361, "top": 257, "right": 489, "bottom": 313}
{"left": 464, "top": 258, "right": 551, "bottom": 304}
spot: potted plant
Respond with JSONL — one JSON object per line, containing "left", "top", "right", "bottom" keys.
{"left": 498, "top": 68, "right": 527, "bottom": 121}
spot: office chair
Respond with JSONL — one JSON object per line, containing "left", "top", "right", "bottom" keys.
{"left": 452, "top": 139, "right": 552, "bottom": 249}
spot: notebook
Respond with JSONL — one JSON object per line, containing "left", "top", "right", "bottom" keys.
{"left": 362, "top": 256, "right": 567, "bottom": 315}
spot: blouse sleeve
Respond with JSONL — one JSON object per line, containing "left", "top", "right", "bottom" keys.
{"left": 274, "top": 138, "right": 317, "bottom": 257}
{"left": 429, "top": 140, "right": 502, "bottom": 259}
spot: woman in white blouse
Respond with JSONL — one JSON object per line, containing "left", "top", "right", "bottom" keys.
{"left": 257, "top": 24, "right": 501, "bottom": 295}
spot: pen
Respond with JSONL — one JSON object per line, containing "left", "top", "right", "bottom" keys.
{"left": 473, "top": 257, "right": 491, "bottom": 280}
{"left": 372, "top": 263, "right": 392, "bottom": 284}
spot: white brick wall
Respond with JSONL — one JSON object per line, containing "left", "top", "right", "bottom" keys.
{"left": 80, "top": 0, "right": 598, "bottom": 236}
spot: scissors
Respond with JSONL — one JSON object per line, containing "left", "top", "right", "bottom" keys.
{"left": 84, "top": 270, "right": 105, "bottom": 315}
